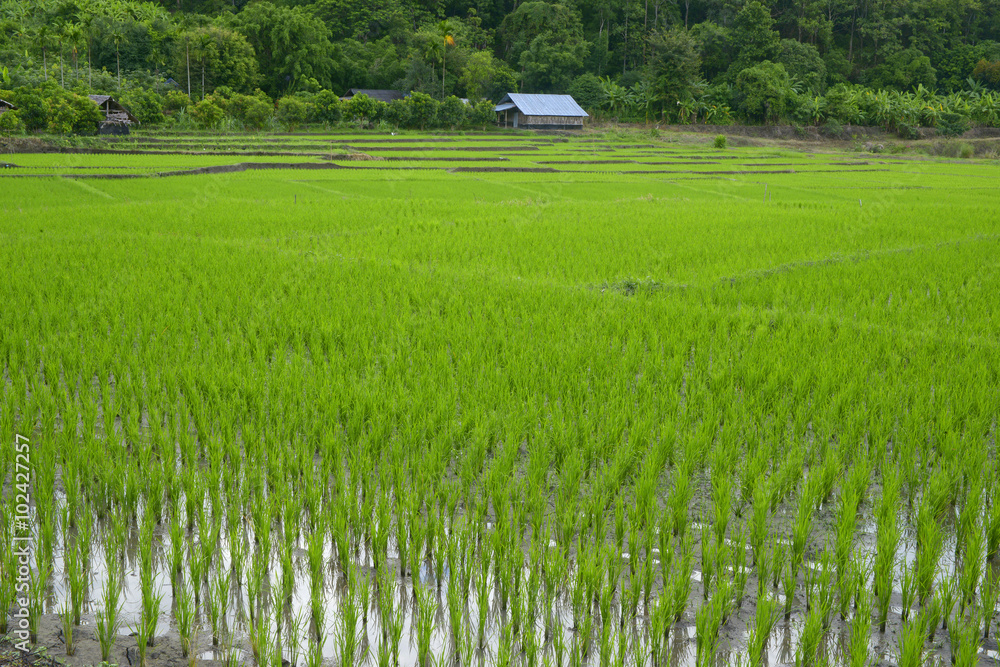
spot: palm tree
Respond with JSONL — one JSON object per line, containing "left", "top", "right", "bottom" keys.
{"left": 437, "top": 20, "right": 455, "bottom": 100}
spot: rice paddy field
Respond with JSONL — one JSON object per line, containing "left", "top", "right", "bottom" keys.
{"left": 1, "top": 129, "right": 999, "bottom": 667}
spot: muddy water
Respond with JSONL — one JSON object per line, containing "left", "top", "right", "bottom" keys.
{"left": 30, "top": 498, "right": 997, "bottom": 667}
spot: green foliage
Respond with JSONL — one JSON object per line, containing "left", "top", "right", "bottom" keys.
{"left": 735, "top": 61, "right": 795, "bottom": 124}
{"left": 461, "top": 51, "right": 516, "bottom": 102}
{"left": 276, "top": 96, "right": 313, "bottom": 130}
{"left": 344, "top": 93, "right": 379, "bottom": 126}
{"left": 776, "top": 39, "right": 825, "bottom": 94}
{"left": 869, "top": 48, "right": 937, "bottom": 91}
{"left": 176, "top": 26, "right": 259, "bottom": 98}
{"left": 312, "top": 90, "right": 343, "bottom": 124}
{"left": 0, "top": 109, "right": 25, "bottom": 135}
{"left": 730, "top": 1, "right": 779, "bottom": 77}
{"left": 191, "top": 98, "right": 224, "bottom": 129}
{"left": 120, "top": 88, "right": 164, "bottom": 125}
{"left": 713, "top": 134, "right": 726, "bottom": 148}
{"left": 938, "top": 111, "right": 969, "bottom": 137}
{"left": 227, "top": 93, "right": 274, "bottom": 130}
{"left": 500, "top": 2, "right": 589, "bottom": 93}
{"left": 437, "top": 95, "right": 466, "bottom": 129}
{"left": 567, "top": 73, "right": 604, "bottom": 112}
{"left": 647, "top": 28, "right": 701, "bottom": 118}
{"left": 405, "top": 91, "right": 439, "bottom": 129}
{"left": 231, "top": 2, "right": 334, "bottom": 97}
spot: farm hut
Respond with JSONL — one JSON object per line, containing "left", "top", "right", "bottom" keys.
{"left": 493, "top": 93, "right": 588, "bottom": 130}
{"left": 341, "top": 89, "right": 407, "bottom": 103}
{"left": 0, "top": 98, "right": 16, "bottom": 115}
{"left": 88, "top": 95, "right": 138, "bottom": 135}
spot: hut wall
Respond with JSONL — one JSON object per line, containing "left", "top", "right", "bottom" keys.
{"left": 519, "top": 115, "right": 584, "bottom": 129}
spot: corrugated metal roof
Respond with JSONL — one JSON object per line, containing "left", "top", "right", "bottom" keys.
{"left": 0, "top": 98, "right": 16, "bottom": 110}
{"left": 494, "top": 102, "right": 516, "bottom": 111}
{"left": 494, "top": 93, "right": 588, "bottom": 117}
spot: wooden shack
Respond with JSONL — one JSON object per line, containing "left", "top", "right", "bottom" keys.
{"left": 0, "top": 98, "right": 16, "bottom": 115}
{"left": 493, "top": 93, "right": 588, "bottom": 129}
{"left": 89, "top": 95, "right": 138, "bottom": 135}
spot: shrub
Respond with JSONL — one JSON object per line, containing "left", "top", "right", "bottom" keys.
{"left": 276, "top": 96, "right": 312, "bottom": 130}
{"left": 46, "top": 92, "right": 102, "bottom": 135}
{"left": 821, "top": 118, "right": 843, "bottom": 137}
{"left": 163, "top": 90, "right": 192, "bottom": 114}
{"left": 384, "top": 99, "right": 411, "bottom": 128}
{"left": 466, "top": 100, "right": 496, "bottom": 129}
{"left": 191, "top": 99, "right": 224, "bottom": 129}
{"left": 437, "top": 96, "right": 466, "bottom": 129}
{"left": 568, "top": 73, "right": 604, "bottom": 113}
{"left": 405, "top": 92, "right": 439, "bottom": 130}
{"left": 227, "top": 94, "right": 273, "bottom": 130}
{"left": 312, "top": 90, "right": 342, "bottom": 124}
{"left": 713, "top": 134, "right": 727, "bottom": 148}
{"left": 0, "top": 109, "right": 25, "bottom": 135}
{"left": 119, "top": 89, "right": 165, "bottom": 125}
{"left": 937, "top": 112, "right": 969, "bottom": 137}
{"left": 345, "top": 93, "right": 378, "bottom": 126}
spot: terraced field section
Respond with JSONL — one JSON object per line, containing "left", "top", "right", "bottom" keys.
{"left": 1, "top": 131, "right": 999, "bottom": 667}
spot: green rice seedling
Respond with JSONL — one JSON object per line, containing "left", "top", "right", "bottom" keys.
{"left": 899, "top": 560, "right": 917, "bottom": 622}
{"left": 896, "top": 613, "right": 927, "bottom": 667}
{"left": 796, "top": 605, "right": 825, "bottom": 667}
{"left": 669, "top": 464, "right": 693, "bottom": 538}
{"left": 923, "top": 595, "right": 941, "bottom": 642}
{"left": 915, "top": 506, "right": 943, "bottom": 603}
{"left": 65, "top": 541, "right": 86, "bottom": 626}
{"left": 953, "top": 617, "right": 983, "bottom": 667}
{"left": 95, "top": 572, "right": 123, "bottom": 662}
{"left": 791, "top": 493, "right": 813, "bottom": 574}
{"left": 496, "top": 621, "right": 515, "bottom": 667}
{"left": 986, "top": 489, "right": 1000, "bottom": 561}
{"left": 414, "top": 583, "right": 437, "bottom": 667}
{"left": 210, "top": 570, "right": 230, "bottom": 646}
{"left": 170, "top": 512, "right": 185, "bottom": 580}
{"left": 746, "top": 595, "right": 779, "bottom": 667}
{"left": 27, "top": 559, "right": 50, "bottom": 643}
{"left": 579, "top": 606, "right": 595, "bottom": 660}
{"left": 447, "top": 569, "right": 463, "bottom": 647}
{"left": 176, "top": 579, "right": 196, "bottom": 658}
{"left": 874, "top": 514, "right": 900, "bottom": 632}
{"left": 248, "top": 554, "right": 266, "bottom": 623}
{"left": 781, "top": 557, "right": 798, "bottom": 620}
{"left": 475, "top": 568, "right": 491, "bottom": 648}
{"left": 553, "top": 617, "right": 567, "bottom": 667}
{"left": 960, "top": 524, "right": 984, "bottom": 612}
{"left": 935, "top": 576, "right": 957, "bottom": 631}
{"left": 756, "top": 542, "right": 772, "bottom": 601}
{"left": 847, "top": 586, "right": 873, "bottom": 667}
{"left": 694, "top": 600, "right": 719, "bottom": 667}
{"left": 336, "top": 567, "right": 361, "bottom": 664}
{"left": 59, "top": 604, "right": 75, "bottom": 657}
{"left": 358, "top": 568, "right": 372, "bottom": 626}
{"left": 649, "top": 595, "right": 668, "bottom": 667}
{"left": 672, "top": 532, "right": 694, "bottom": 622}
{"left": 701, "top": 525, "right": 717, "bottom": 600}
{"left": 772, "top": 540, "right": 786, "bottom": 589}
{"left": 979, "top": 568, "right": 998, "bottom": 639}
{"left": 712, "top": 469, "right": 732, "bottom": 546}
{"left": 750, "top": 480, "right": 770, "bottom": 566}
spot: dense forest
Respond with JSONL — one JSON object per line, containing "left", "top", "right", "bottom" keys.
{"left": 2, "top": 0, "right": 1000, "bottom": 133}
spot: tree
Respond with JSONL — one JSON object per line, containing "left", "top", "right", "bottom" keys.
{"left": 869, "top": 47, "right": 936, "bottom": 91}
{"left": 567, "top": 72, "right": 604, "bottom": 112}
{"left": 438, "top": 20, "right": 455, "bottom": 100}
{"left": 776, "top": 39, "right": 826, "bottom": 94}
{"left": 646, "top": 27, "right": 701, "bottom": 119}
{"left": 729, "top": 1, "right": 778, "bottom": 78}
{"left": 231, "top": 2, "right": 334, "bottom": 97}
{"left": 174, "top": 26, "right": 259, "bottom": 97}
{"left": 734, "top": 61, "right": 795, "bottom": 123}
{"left": 460, "top": 51, "right": 517, "bottom": 102}
{"left": 500, "top": 2, "right": 590, "bottom": 93}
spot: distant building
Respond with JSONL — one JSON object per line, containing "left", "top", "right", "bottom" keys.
{"left": 493, "top": 93, "right": 588, "bottom": 129}
{"left": 0, "top": 98, "right": 16, "bottom": 115}
{"left": 341, "top": 89, "right": 407, "bottom": 104}
{"left": 88, "top": 95, "right": 138, "bottom": 135}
